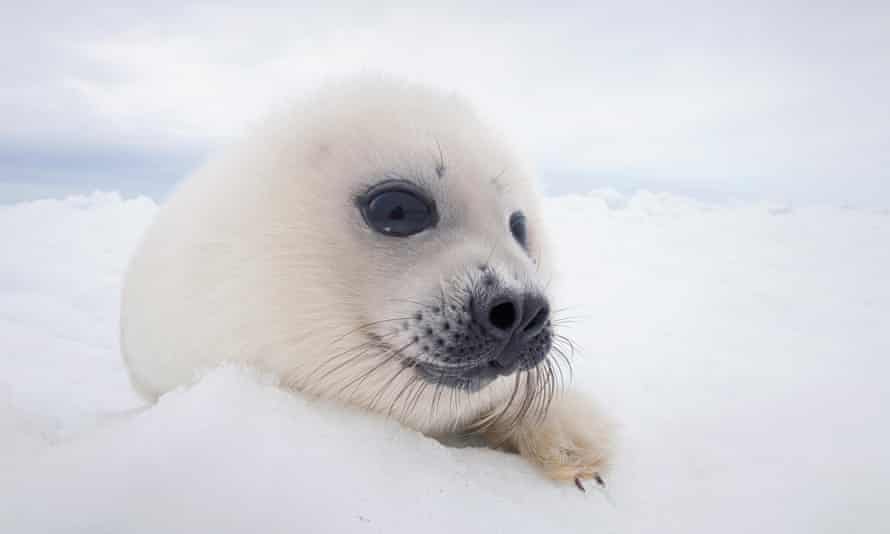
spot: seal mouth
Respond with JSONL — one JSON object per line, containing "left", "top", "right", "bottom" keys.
{"left": 409, "top": 360, "right": 509, "bottom": 393}
{"left": 362, "top": 336, "right": 502, "bottom": 392}
{"left": 406, "top": 340, "right": 550, "bottom": 392}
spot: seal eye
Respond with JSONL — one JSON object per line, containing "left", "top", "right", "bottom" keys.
{"left": 360, "top": 183, "right": 437, "bottom": 237}
{"left": 509, "top": 211, "right": 527, "bottom": 249}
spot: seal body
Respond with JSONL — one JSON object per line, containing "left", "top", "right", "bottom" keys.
{"left": 121, "top": 78, "right": 612, "bottom": 482}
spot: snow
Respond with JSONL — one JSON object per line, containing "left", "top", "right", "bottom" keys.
{"left": 1, "top": 190, "right": 888, "bottom": 533}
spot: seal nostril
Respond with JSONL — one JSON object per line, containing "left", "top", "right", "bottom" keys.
{"left": 489, "top": 301, "right": 517, "bottom": 332}
{"left": 518, "top": 297, "right": 550, "bottom": 339}
{"left": 523, "top": 305, "right": 549, "bottom": 333}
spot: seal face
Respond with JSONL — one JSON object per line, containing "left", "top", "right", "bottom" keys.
{"left": 121, "top": 77, "right": 565, "bottom": 435}
{"left": 354, "top": 176, "right": 552, "bottom": 392}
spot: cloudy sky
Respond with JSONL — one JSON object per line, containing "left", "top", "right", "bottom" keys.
{"left": 2, "top": 1, "right": 889, "bottom": 205}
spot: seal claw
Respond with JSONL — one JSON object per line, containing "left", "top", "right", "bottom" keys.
{"left": 574, "top": 477, "right": 586, "bottom": 492}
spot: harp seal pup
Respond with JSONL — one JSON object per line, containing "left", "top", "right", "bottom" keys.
{"left": 121, "top": 77, "right": 613, "bottom": 485}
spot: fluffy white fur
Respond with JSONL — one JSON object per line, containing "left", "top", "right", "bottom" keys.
{"left": 121, "top": 77, "right": 612, "bottom": 483}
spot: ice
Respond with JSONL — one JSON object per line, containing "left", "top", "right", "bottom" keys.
{"left": 1, "top": 190, "right": 888, "bottom": 533}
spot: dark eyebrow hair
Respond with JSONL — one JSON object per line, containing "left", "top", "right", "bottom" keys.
{"left": 489, "top": 166, "right": 509, "bottom": 193}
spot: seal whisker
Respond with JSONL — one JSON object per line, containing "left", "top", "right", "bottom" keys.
{"left": 470, "top": 368, "right": 522, "bottom": 440}
{"left": 308, "top": 330, "right": 400, "bottom": 385}
{"left": 542, "top": 358, "right": 559, "bottom": 418}
{"left": 367, "top": 341, "right": 422, "bottom": 411}
{"left": 328, "top": 317, "right": 413, "bottom": 345}
{"left": 528, "top": 361, "right": 549, "bottom": 423}
{"left": 430, "top": 377, "right": 445, "bottom": 420}
{"left": 552, "top": 333, "right": 579, "bottom": 360}
{"left": 385, "top": 363, "right": 421, "bottom": 417}
{"left": 483, "top": 234, "right": 502, "bottom": 270}
{"left": 312, "top": 343, "right": 378, "bottom": 387}
{"left": 403, "top": 375, "right": 430, "bottom": 421}
{"left": 547, "top": 348, "right": 569, "bottom": 393}
{"left": 336, "top": 340, "right": 414, "bottom": 402}
{"left": 517, "top": 369, "right": 538, "bottom": 428}
{"left": 549, "top": 341, "right": 575, "bottom": 384}
{"left": 305, "top": 339, "right": 381, "bottom": 385}
{"left": 385, "top": 298, "right": 434, "bottom": 309}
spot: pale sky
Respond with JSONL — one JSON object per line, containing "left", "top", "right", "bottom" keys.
{"left": 2, "top": 1, "right": 889, "bottom": 205}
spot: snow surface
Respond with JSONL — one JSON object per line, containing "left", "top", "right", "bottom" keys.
{"left": 1, "top": 191, "right": 889, "bottom": 533}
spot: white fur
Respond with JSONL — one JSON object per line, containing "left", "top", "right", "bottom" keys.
{"left": 121, "top": 77, "right": 612, "bottom": 482}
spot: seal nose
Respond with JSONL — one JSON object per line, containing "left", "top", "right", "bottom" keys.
{"left": 478, "top": 292, "right": 550, "bottom": 340}
{"left": 474, "top": 291, "right": 550, "bottom": 370}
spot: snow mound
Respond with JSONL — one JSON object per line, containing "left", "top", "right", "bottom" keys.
{"left": 1, "top": 191, "right": 889, "bottom": 533}
{"left": 4, "top": 366, "right": 612, "bottom": 533}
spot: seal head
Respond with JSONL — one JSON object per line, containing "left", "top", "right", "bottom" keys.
{"left": 121, "top": 77, "right": 562, "bottom": 434}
